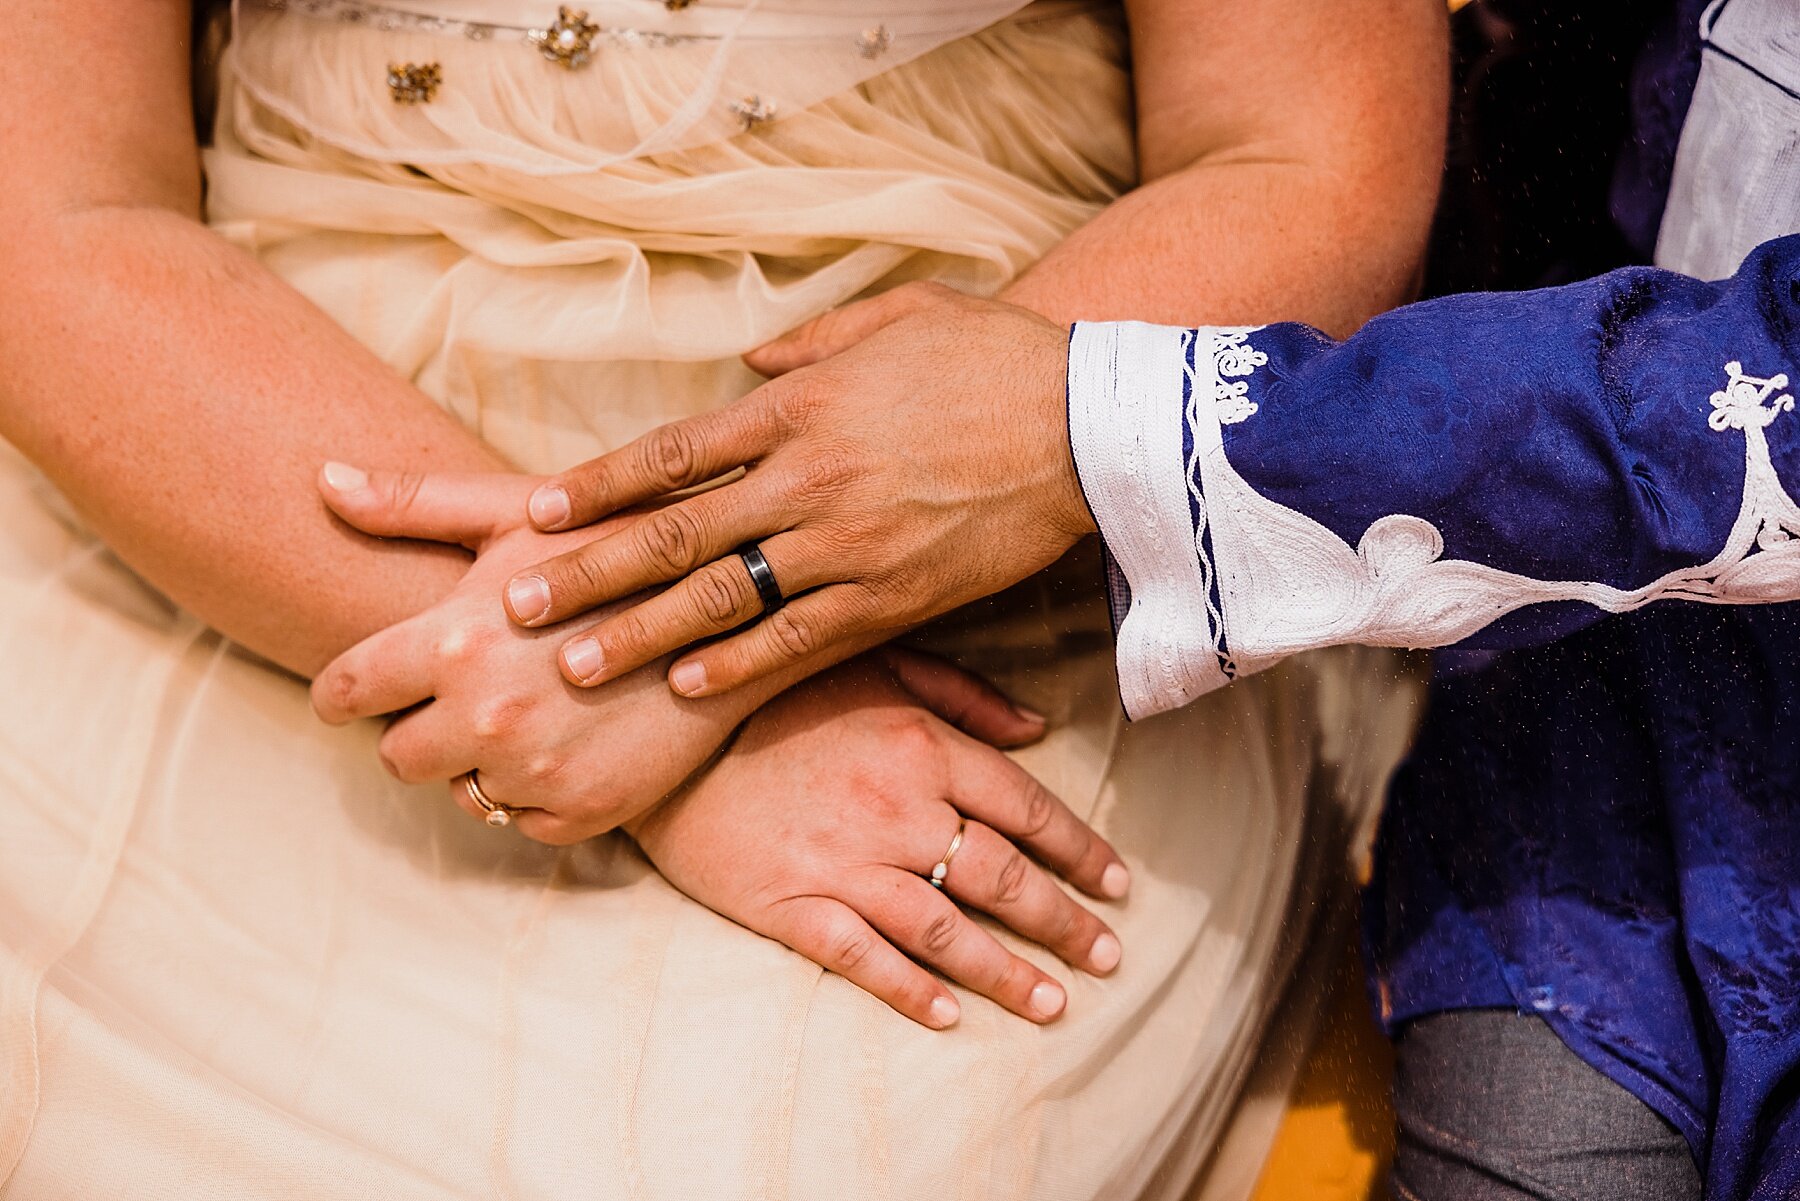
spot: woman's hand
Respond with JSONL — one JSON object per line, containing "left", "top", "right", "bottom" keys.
{"left": 627, "top": 649, "right": 1129, "bottom": 1029}
{"left": 308, "top": 465, "right": 788, "bottom": 844}
{"left": 496, "top": 284, "right": 1096, "bottom": 699}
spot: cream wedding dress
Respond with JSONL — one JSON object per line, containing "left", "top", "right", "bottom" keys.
{"left": 0, "top": 2, "right": 1421, "bottom": 1197}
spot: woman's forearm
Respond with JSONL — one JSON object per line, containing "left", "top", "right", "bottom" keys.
{"left": 1004, "top": 0, "right": 1447, "bottom": 336}
{"left": 0, "top": 204, "right": 503, "bottom": 676}
{"left": 1002, "top": 156, "right": 1433, "bottom": 335}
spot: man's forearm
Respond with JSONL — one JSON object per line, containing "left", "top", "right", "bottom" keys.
{"left": 0, "top": 205, "right": 503, "bottom": 676}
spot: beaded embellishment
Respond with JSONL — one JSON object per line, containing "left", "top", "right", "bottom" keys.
{"left": 265, "top": 0, "right": 701, "bottom": 47}
{"left": 261, "top": 2, "right": 806, "bottom": 129}
{"left": 527, "top": 7, "right": 600, "bottom": 69}
{"left": 386, "top": 61, "right": 442, "bottom": 102}
{"left": 728, "top": 95, "right": 778, "bottom": 130}
{"left": 855, "top": 25, "right": 893, "bottom": 60}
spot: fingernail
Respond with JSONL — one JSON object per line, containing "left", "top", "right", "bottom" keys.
{"left": 1012, "top": 703, "right": 1046, "bottom": 725}
{"left": 507, "top": 575, "right": 552, "bottom": 624}
{"left": 1089, "top": 932, "right": 1121, "bottom": 974}
{"left": 563, "top": 636, "right": 604, "bottom": 683}
{"left": 529, "top": 485, "right": 571, "bottom": 529}
{"left": 1029, "top": 981, "right": 1066, "bottom": 1021}
{"left": 669, "top": 660, "right": 708, "bottom": 696}
{"left": 322, "top": 461, "right": 367, "bottom": 493}
{"left": 928, "top": 995, "right": 960, "bottom": 1029}
{"left": 1101, "top": 863, "right": 1131, "bottom": 900}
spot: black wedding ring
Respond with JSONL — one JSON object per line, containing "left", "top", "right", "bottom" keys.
{"left": 737, "top": 542, "right": 785, "bottom": 616}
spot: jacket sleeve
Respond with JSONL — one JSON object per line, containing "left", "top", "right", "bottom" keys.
{"left": 1066, "top": 233, "right": 1800, "bottom": 720}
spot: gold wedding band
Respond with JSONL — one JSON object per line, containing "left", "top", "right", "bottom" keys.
{"left": 927, "top": 819, "right": 966, "bottom": 890}
{"left": 463, "top": 771, "right": 515, "bottom": 829}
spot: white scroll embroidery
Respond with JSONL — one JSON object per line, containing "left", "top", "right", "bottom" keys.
{"left": 1194, "top": 345, "right": 1800, "bottom": 685}
{"left": 1210, "top": 330, "right": 1268, "bottom": 425}
{"left": 1181, "top": 328, "right": 1268, "bottom": 679}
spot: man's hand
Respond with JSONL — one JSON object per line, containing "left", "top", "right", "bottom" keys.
{"left": 503, "top": 283, "right": 1096, "bottom": 698}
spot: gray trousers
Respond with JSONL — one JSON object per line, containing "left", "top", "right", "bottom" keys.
{"left": 1392, "top": 1011, "right": 1703, "bottom": 1201}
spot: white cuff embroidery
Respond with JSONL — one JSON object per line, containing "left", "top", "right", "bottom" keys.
{"left": 1074, "top": 318, "right": 1800, "bottom": 722}
{"left": 1068, "top": 321, "right": 1232, "bottom": 720}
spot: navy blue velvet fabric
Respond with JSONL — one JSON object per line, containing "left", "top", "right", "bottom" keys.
{"left": 1207, "top": 238, "right": 1800, "bottom": 1198}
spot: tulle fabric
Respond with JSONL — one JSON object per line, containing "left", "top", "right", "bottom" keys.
{"left": 0, "top": 5, "right": 1421, "bottom": 1198}
{"left": 230, "top": 0, "right": 1044, "bottom": 171}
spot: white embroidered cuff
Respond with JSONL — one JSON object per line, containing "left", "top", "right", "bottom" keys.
{"left": 1067, "top": 321, "right": 1230, "bottom": 720}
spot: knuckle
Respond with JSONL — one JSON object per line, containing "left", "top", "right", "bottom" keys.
{"left": 376, "top": 747, "right": 412, "bottom": 782}
{"left": 470, "top": 694, "right": 530, "bottom": 740}
{"left": 898, "top": 977, "right": 938, "bottom": 1014}
{"left": 1054, "top": 903, "right": 1085, "bottom": 947}
{"left": 919, "top": 910, "right": 961, "bottom": 956}
{"left": 376, "top": 732, "right": 424, "bottom": 783}
{"left": 993, "top": 956, "right": 1034, "bottom": 996}
{"left": 603, "top": 607, "right": 653, "bottom": 660}
{"left": 1020, "top": 783, "right": 1055, "bottom": 837}
{"left": 994, "top": 850, "right": 1031, "bottom": 906}
{"left": 393, "top": 758, "right": 434, "bottom": 786}
{"left": 826, "top": 926, "right": 877, "bottom": 975}
{"left": 435, "top": 625, "right": 475, "bottom": 663}
{"left": 1076, "top": 837, "right": 1112, "bottom": 880}
{"left": 640, "top": 423, "right": 699, "bottom": 490}
{"left": 315, "top": 666, "right": 361, "bottom": 718}
{"left": 557, "top": 547, "right": 610, "bottom": 601}
{"left": 769, "top": 374, "right": 830, "bottom": 431}
{"left": 692, "top": 565, "right": 747, "bottom": 627}
{"left": 794, "top": 444, "right": 856, "bottom": 499}
{"left": 643, "top": 507, "right": 704, "bottom": 576}
{"left": 765, "top": 607, "right": 817, "bottom": 660}
{"left": 440, "top": 621, "right": 500, "bottom": 665}
{"left": 386, "top": 470, "right": 427, "bottom": 516}
{"left": 524, "top": 754, "right": 564, "bottom": 784}
{"left": 881, "top": 712, "right": 944, "bottom": 764}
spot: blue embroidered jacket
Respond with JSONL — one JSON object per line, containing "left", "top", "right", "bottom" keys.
{"left": 1064, "top": 2, "right": 1800, "bottom": 1189}
{"left": 1070, "top": 238, "right": 1800, "bottom": 1201}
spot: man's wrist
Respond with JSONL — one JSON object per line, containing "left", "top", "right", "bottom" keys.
{"left": 1048, "top": 331, "right": 1101, "bottom": 540}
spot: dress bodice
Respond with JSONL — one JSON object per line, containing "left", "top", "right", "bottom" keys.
{"left": 238, "top": 0, "right": 1065, "bottom": 168}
